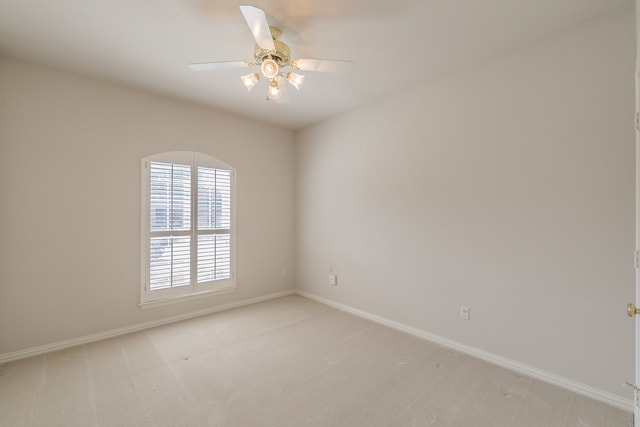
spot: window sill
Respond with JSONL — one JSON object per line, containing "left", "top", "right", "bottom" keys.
{"left": 139, "top": 286, "right": 237, "bottom": 310}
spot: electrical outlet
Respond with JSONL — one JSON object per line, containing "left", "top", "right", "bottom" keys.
{"left": 329, "top": 274, "right": 337, "bottom": 286}
{"left": 460, "top": 306, "right": 470, "bottom": 320}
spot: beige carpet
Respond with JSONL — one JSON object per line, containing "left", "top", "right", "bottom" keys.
{"left": 0, "top": 295, "right": 632, "bottom": 426}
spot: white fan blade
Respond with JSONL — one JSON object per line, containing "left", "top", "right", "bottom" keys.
{"left": 189, "top": 61, "right": 251, "bottom": 71}
{"left": 291, "top": 59, "right": 354, "bottom": 73}
{"left": 239, "top": 5, "right": 276, "bottom": 53}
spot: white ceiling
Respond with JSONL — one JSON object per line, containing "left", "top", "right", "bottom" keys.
{"left": 0, "top": 0, "right": 632, "bottom": 130}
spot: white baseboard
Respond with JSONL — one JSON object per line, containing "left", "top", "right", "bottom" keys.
{"left": 0, "top": 289, "right": 296, "bottom": 365}
{"left": 294, "top": 289, "right": 633, "bottom": 412}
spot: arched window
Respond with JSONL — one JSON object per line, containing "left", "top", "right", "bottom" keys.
{"left": 140, "top": 151, "right": 235, "bottom": 307}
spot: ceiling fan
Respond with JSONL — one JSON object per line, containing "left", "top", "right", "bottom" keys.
{"left": 189, "top": 5, "right": 353, "bottom": 103}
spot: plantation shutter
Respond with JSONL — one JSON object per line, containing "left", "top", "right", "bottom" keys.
{"left": 142, "top": 151, "right": 235, "bottom": 305}
{"left": 196, "top": 167, "right": 232, "bottom": 283}
{"left": 149, "top": 161, "right": 192, "bottom": 289}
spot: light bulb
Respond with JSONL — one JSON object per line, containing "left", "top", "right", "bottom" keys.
{"left": 240, "top": 73, "right": 260, "bottom": 91}
{"left": 285, "top": 72, "right": 305, "bottom": 90}
{"left": 261, "top": 58, "right": 279, "bottom": 79}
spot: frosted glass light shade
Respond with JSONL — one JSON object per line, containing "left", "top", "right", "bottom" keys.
{"left": 267, "top": 80, "right": 282, "bottom": 100}
{"left": 240, "top": 73, "right": 260, "bottom": 91}
{"left": 285, "top": 72, "right": 305, "bottom": 90}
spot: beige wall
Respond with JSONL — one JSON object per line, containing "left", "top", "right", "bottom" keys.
{"left": 0, "top": 57, "right": 296, "bottom": 354}
{"left": 295, "top": 8, "right": 635, "bottom": 398}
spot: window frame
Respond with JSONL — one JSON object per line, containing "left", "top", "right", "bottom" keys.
{"left": 140, "top": 151, "right": 236, "bottom": 308}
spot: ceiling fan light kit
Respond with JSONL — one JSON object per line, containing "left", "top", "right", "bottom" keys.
{"left": 189, "top": 5, "right": 353, "bottom": 103}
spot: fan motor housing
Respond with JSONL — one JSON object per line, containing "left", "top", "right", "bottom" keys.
{"left": 253, "top": 27, "right": 290, "bottom": 66}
